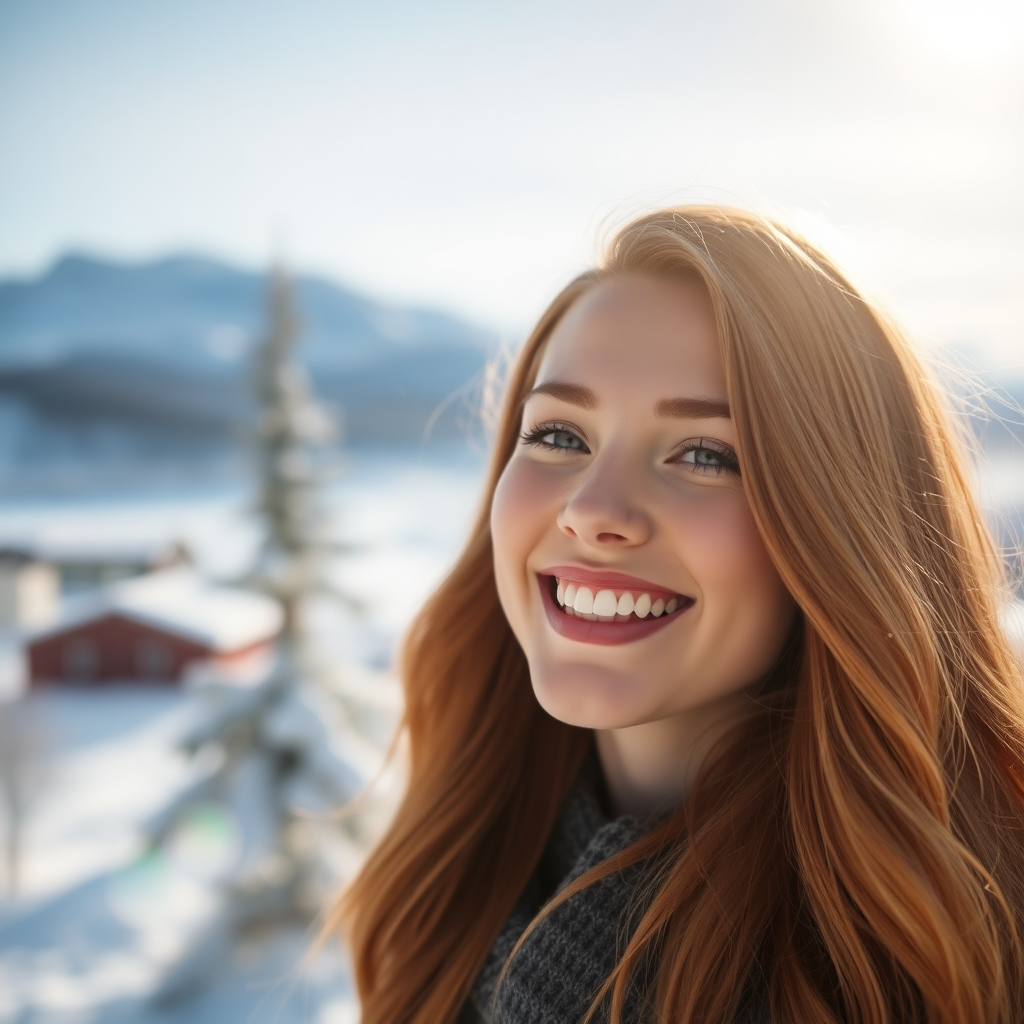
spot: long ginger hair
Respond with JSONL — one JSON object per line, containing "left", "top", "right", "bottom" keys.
{"left": 327, "top": 206, "right": 1024, "bottom": 1023}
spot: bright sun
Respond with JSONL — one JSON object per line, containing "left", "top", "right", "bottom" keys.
{"left": 897, "top": 0, "right": 1024, "bottom": 61}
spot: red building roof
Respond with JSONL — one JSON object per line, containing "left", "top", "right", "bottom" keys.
{"left": 27, "top": 569, "right": 282, "bottom": 686}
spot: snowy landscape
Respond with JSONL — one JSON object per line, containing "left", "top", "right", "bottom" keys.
{"left": 0, "top": 260, "right": 493, "bottom": 1023}
{"left": 0, "top": 444, "right": 487, "bottom": 1023}
{"left": 0, "top": 254, "right": 1021, "bottom": 1024}
{"left": 4, "top": 0, "right": 1023, "bottom": 1018}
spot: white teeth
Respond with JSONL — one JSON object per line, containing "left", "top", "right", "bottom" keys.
{"left": 554, "top": 577, "right": 683, "bottom": 623}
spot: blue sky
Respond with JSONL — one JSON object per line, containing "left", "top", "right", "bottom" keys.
{"left": 1, "top": 0, "right": 1022, "bottom": 366}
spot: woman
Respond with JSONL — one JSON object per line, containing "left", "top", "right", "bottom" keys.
{"left": 328, "top": 206, "right": 1024, "bottom": 1023}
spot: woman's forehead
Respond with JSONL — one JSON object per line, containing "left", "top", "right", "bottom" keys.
{"left": 534, "top": 275, "right": 727, "bottom": 404}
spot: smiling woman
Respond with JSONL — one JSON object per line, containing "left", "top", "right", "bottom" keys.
{"left": 492, "top": 275, "right": 796, "bottom": 819}
{"left": 327, "top": 207, "right": 1024, "bottom": 1024}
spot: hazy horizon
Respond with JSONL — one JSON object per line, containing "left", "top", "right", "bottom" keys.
{"left": 2, "top": 0, "right": 1022, "bottom": 367}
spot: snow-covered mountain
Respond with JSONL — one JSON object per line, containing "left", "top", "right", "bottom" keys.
{"left": 0, "top": 254, "right": 500, "bottom": 482}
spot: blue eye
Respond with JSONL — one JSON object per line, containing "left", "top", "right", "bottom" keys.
{"left": 540, "top": 430, "right": 586, "bottom": 451}
{"left": 674, "top": 439, "right": 740, "bottom": 476}
{"left": 520, "top": 423, "right": 590, "bottom": 453}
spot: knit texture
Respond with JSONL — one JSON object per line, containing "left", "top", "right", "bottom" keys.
{"left": 457, "top": 762, "right": 769, "bottom": 1024}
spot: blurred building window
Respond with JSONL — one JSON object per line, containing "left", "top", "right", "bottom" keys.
{"left": 136, "top": 638, "right": 173, "bottom": 680}
{"left": 64, "top": 638, "right": 98, "bottom": 681}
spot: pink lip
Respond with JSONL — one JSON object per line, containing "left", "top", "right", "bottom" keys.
{"left": 536, "top": 574, "right": 694, "bottom": 647}
{"left": 539, "top": 565, "right": 683, "bottom": 600}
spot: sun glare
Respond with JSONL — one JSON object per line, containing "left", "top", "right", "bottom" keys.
{"left": 898, "top": 0, "right": 1024, "bottom": 61}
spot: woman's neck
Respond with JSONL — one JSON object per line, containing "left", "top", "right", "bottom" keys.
{"left": 594, "top": 693, "right": 751, "bottom": 819}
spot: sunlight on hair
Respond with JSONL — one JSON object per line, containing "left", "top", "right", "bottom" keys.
{"left": 784, "top": 210, "right": 876, "bottom": 292}
{"left": 897, "top": 0, "right": 1024, "bottom": 60}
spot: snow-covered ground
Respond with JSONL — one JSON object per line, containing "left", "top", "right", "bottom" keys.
{"left": 0, "top": 687, "right": 364, "bottom": 1023}
{"left": 0, "top": 446, "right": 485, "bottom": 1023}
{"left": 1, "top": 690, "right": 192, "bottom": 904}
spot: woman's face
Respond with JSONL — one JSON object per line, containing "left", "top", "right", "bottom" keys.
{"left": 491, "top": 274, "right": 797, "bottom": 730}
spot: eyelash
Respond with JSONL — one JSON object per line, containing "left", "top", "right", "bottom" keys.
{"left": 672, "top": 438, "right": 741, "bottom": 476}
{"left": 519, "top": 423, "right": 740, "bottom": 476}
{"left": 519, "top": 422, "right": 589, "bottom": 454}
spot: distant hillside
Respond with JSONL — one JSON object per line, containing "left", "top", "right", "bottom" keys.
{"left": 0, "top": 253, "right": 499, "bottom": 486}
{"left": 0, "top": 253, "right": 1021, "bottom": 494}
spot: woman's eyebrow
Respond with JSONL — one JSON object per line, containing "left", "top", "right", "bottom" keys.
{"left": 525, "top": 382, "right": 730, "bottom": 420}
{"left": 655, "top": 397, "right": 731, "bottom": 419}
{"left": 524, "top": 380, "right": 598, "bottom": 409}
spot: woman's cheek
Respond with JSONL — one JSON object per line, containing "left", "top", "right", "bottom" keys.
{"left": 685, "top": 492, "right": 777, "bottom": 586}
{"left": 660, "top": 488, "right": 758, "bottom": 582}
{"left": 491, "top": 456, "right": 557, "bottom": 637}
{"left": 665, "top": 489, "right": 795, "bottom": 660}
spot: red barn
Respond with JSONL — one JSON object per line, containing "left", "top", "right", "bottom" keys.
{"left": 27, "top": 569, "right": 282, "bottom": 687}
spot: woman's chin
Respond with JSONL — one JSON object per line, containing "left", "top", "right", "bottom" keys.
{"left": 529, "top": 663, "right": 654, "bottom": 731}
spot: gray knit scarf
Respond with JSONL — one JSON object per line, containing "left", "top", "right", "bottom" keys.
{"left": 457, "top": 761, "right": 769, "bottom": 1024}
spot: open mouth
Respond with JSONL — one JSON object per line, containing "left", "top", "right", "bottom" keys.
{"left": 537, "top": 567, "right": 694, "bottom": 646}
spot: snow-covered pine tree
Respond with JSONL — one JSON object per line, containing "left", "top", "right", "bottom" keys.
{"left": 247, "top": 265, "right": 349, "bottom": 637}
{"left": 143, "top": 266, "right": 369, "bottom": 1001}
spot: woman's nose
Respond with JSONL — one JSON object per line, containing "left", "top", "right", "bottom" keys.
{"left": 556, "top": 458, "right": 652, "bottom": 548}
